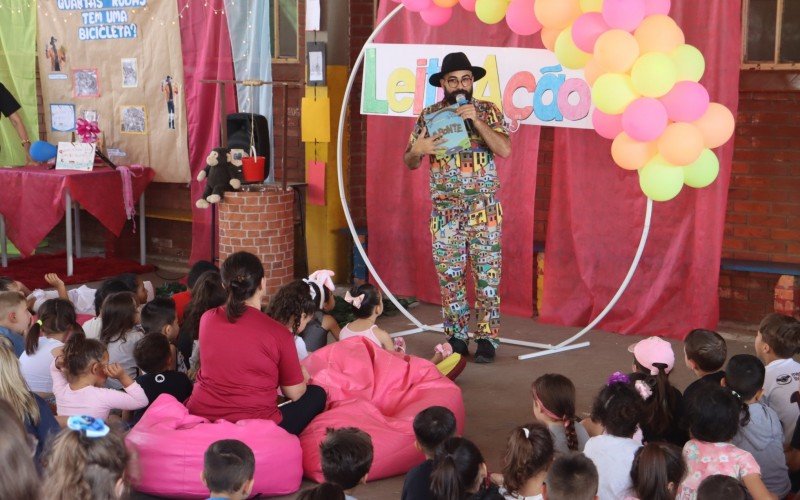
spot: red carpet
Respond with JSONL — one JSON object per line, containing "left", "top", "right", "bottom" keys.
{"left": 1, "top": 252, "right": 155, "bottom": 289}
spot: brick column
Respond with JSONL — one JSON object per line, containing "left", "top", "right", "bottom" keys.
{"left": 218, "top": 189, "right": 294, "bottom": 300}
{"left": 775, "top": 275, "right": 800, "bottom": 318}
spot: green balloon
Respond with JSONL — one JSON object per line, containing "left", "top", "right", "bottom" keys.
{"left": 683, "top": 148, "right": 719, "bottom": 188}
{"left": 638, "top": 154, "right": 684, "bottom": 201}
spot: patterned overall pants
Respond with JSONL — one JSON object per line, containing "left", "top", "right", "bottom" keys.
{"left": 430, "top": 194, "right": 502, "bottom": 348}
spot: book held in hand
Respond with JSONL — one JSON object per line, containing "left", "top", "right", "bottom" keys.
{"left": 424, "top": 104, "right": 471, "bottom": 159}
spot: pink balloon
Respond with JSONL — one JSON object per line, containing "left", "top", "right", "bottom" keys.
{"left": 659, "top": 81, "right": 710, "bottom": 122}
{"left": 592, "top": 108, "right": 624, "bottom": 140}
{"left": 403, "top": 0, "right": 433, "bottom": 12}
{"left": 622, "top": 97, "right": 668, "bottom": 142}
{"left": 459, "top": 0, "right": 477, "bottom": 11}
{"left": 602, "top": 0, "right": 646, "bottom": 31}
{"left": 505, "top": 0, "right": 542, "bottom": 36}
{"left": 644, "top": 0, "right": 671, "bottom": 15}
{"left": 572, "top": 12, "right": 610, "bottom": 53}
{"left": 420, "top": 4, "right": 453, "bottom": 25}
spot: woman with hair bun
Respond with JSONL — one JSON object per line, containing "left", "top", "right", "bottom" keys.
{"left": 186, "top": 252, "right": 327, "bottom": 435}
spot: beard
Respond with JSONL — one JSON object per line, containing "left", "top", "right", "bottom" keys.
{"left": 443, "top": 88, "right": 473, "bottom": 105}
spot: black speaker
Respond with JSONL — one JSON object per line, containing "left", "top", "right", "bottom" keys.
{"left": 227, "top": 113, "right": 270, "bottom": 172}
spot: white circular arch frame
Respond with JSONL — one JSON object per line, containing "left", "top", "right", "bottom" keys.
{"left": 335, "top": 3, "right": 653, "bottom": 360}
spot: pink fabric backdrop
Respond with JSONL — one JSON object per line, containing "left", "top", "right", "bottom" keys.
{"left": 539, "top": 1, "right": 742, "bottom": 338}
{"left": 366, "top": 3, "right": 543, "bottom": 317}
{"left": 179, "top": 0, "right": 237, "bottom": 264}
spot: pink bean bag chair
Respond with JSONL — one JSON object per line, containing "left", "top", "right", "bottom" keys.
{"left": 125, "top": 394, "right": 303, "bottom": 498}
{"left": 300, "top": 336, "right": 465, "bottom": 482}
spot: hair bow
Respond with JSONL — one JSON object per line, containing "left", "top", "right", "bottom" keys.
{"left": 634, "top": 380, "right": 653, "bottom": 400}
{"left": 607, "top": 371, "right": 630, "bottom": 386}
{"left": 76, "top": 118, "right": 100, "bottom": 143}
{"left": 522, "top": 427, "right": 530, "bottom": 439}
{"left": 67, "top": 415, "right": 110, "bottom": 438}
{"left": 344, "top": 291, "right": 365, "bottom": 309}
{"left": 307, "top": 270, "right": 335, "bottom": 292}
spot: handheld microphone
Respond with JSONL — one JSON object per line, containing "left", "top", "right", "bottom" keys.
{"left": 454, "top": 93, "right": 474, "bottom": 133}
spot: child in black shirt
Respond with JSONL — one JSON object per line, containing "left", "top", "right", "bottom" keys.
{"left": 402, "top": 406, "right": 458, "bottom": 500}
{"left": 132, "top": 333, "right": 192, "bottom": 423}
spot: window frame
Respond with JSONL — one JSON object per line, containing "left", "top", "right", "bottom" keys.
{"left": 271, "top": 0, "right": 300, "bottom": 64}
{"left": 741, "top": 0, "right": 800, "bottom": 70}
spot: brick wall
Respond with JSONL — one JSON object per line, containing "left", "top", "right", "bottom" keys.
{"left": 347, "top": 0, "right": 376, "bottom": 228}
{"left": 218, "top": 190, "right": 294, "bottom": 299}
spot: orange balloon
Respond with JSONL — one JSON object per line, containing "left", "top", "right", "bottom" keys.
{"left": 657, "top": 122, "right": 704, "bottom": 166}
{"left": 612, "top": 132, "right": 657, "bottom": 170}
{"left": 583, "top": 57, "right": 604, "bottom": 86}
{"left": 692, "top": 102, "right": 736, "bottom": 148}
{"left": 594, "top": 29, "right": 640, "bottom": 73}
{"left": 534, "top": 0, "right": 581, "bottom": 29}
{"left": 634, "top": 15, "right": 685, "bottom": 54}
{"left": 541, "top": 26, "right": 562, "bottom": 51}
{"left": 433, "top": 0, "right": 460, "bottom": 6}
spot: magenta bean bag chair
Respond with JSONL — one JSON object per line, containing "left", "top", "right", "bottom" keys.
{"left": 125, "top": 394, "right": 303, "bottom": 498}
{"left": 300, "top": 337, "right": 466, "bottom": 482}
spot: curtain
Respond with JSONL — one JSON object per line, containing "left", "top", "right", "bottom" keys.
{"left": 179, "top": 0, "right": 237, "bottom": 263}
{"left": 539, "top": 0, "right": 742, "bottom": 338}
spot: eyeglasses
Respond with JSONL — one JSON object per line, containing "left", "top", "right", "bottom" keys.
{"left": 445, "top": 75, "right": 473, "bottom": 88}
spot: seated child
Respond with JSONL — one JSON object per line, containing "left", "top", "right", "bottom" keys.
{"left": 532, "top": 373, "right": 589, "bottom": 453}
{"left": 132, "top": 333, "right": 193, "bottom": 423}
{"left": 724, "top": 354, "right": 790, "bottom": 498}
{"left": 267, "top": 279, "right": 323, "bottom": 360}
{"left": 27, "top": 273, "right": 90, "bottom": 315}
{"left": 583, "top": 373, "right": 643, "bottom": 500}
{"left": 173, "top": 260, "right": 218, "bottom": 324}
{"left": 0, "top": 291, "right": 31, "bottom": 356}
{"left": 340, "top": 284, "right": 457, "bottom": 368}
{"left": 177, "top": 270, "right": 225, "bottom": 376}
{"left": 82, "top": 278, "right": 136, "bottom": 339}
{"left": 303, "top": 427, "right": 374, "bottom": 500}
{"left": 99, "top": 291, "right": 145, "bottom": 389}
{"left": 496, "top": 422, "right": 554, "bottom": 500}
{"left": 431, "top": 437, "right": 504, "bottom": 500}
{"left": 51, "top": 333, "right": 148, "bottom": 419}
{"left": 20, "top": 298, "right": 82, "bottom": 400}
{"left": 402, "top": 406, "right": 458, "bottom": 500}
{"left": 629, "top": 442, "right": 686, "bottom": 500}
{"left": 683, "top": 328, "right": 727, "bottom": 403}
{"left": 754, "top": 313, "right": 800, "bottom": 444}
{"left": 542, "top": 452, "right": 599, "bottom": 500}
{"left": 679, "top": 384, "right": 772, "bottom": 499}
{"left": 202, "top": 439, "right": 255, "bottom": 500}
{"left": 140, "top": 297, "right": 180, "bottom": 369}
{"left": 42, "top": 416, "right": 130, "bottom": 499}
{"left": 696, "top": 475, "right": 748, "bottom": 500}
{"left": 299, "top": 269, "right": 341, "bottom": 351}
{"left": 628, "top": 336, "right": 687, "bottom": 446}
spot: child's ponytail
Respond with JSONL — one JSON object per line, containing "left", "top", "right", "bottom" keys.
{"left": 26, "top": 298, "right": 82, "bottom": 356}
{"left": 532, "top": 374, "right": 580, "bottom": 451}
{"left": 564, "top": 419, "right": 579, "bottom": 451}
{"left": 632, "top": 361, "right": 677, "bottom": 437}
{"left": 296, "top": 482, "right": 346, "bottom": 500}
{"left": 431, "top": 437, "right": 485, "bottom": 500}
{"left": 501, "top": 423, "right": 554, "bottom": 496}
{"left": 62, "top": 333, "right": 106, "bottom": 379}
{"left": 25, "top": 319, "right": 43, "bottom": 356}
{"left": 724, "top": 354, "right": 765, "bottom": 429}
{"left": 730, "top": 388, "right": 751, "bottom": 426}
{"left": 630, "top": 442, "right": 686, "bottom": 500}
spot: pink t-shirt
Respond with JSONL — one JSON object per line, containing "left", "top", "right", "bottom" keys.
{"left": 50, "top": 360, "right": 148, "bottom": 419}
{"left": 678, "top": 440, "right": 761, "bottom": 500}
{"left": 185, "top": 306, "right": 304, "bottom": 424}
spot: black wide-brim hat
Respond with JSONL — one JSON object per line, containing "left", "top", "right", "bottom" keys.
{"left": 428, "top": 52, "right": 487, "bottom": 87}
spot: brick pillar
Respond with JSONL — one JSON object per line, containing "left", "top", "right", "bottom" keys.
{"left": 775, "top": 275, "right": 800, "bottom": 318}
{"left": 218, "top": 190, "right": 294, "bottom": 301}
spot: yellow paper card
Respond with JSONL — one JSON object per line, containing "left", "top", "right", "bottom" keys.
{"left": 301, "top": 96, "right": 331, "bottom": 143}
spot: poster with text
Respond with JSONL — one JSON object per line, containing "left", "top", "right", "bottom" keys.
{"left": 37, "top": 0, "right": 190, "bottom": 182}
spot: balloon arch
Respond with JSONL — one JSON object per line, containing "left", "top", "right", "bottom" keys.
{"left": 335, "top": 0, "right": 735, "bottom": 360}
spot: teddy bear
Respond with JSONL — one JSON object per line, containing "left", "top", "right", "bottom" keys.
{"left": 195, "top": 147, "right": 243, "bottom": 208}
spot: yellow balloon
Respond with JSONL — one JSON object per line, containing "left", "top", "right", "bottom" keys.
{"left": 638, "top": 154, "right": 685, "bottom": 201}
{"left": 475, "top": 0, "right": 509, "bottom": 24}
{"left": 580, "top": 0, "right": 603, "bottom": 12}
{"left": 555, "top": 27, "right": 591, "bottom": 69}
{"left": 591, "top": 73, "right": 639, "bottom": 114}
{"left": 594, "top": 29, "right": 640, "bottom": 74}
{"left": 534, "top": 0, "right": 581, "bottom": 29}
{"left": 434, "top": 0, "right": 460, "bottom": 6}
{"left": 631, "top": 52, "right": 677, "bottom": 98}
{"left": 671, "top": 44, "right": 705, "bottom": 82}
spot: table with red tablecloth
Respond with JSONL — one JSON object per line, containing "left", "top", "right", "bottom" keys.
{"left": 0, "top": 165, "right": 155, "bottom": 275}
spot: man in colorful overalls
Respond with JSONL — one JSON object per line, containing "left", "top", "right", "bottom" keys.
{"left": 403, "top": 52, "right": 511, "bottom": 363}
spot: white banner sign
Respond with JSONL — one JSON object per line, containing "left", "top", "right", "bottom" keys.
{"left": 361, "top": 43, "right": 594, "bottom": 130}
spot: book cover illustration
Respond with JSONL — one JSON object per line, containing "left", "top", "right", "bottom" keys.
{"left": 424, "top": 104, "right": 472, "bottom": 159}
